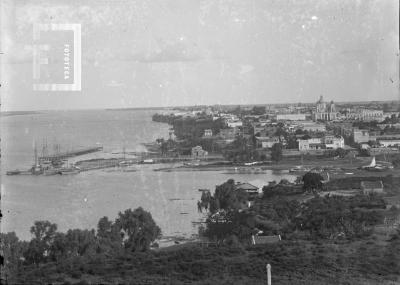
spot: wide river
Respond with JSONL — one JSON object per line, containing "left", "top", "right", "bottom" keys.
{"left": 1, "top": 110, "right": 295, "bottom": 242}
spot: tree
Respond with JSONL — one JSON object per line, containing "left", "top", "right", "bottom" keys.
{"left": 302, "top": 172, "right": 324, "bottom": 192}
{"left": 297, "top": 195, "right": 384, "bottom": 239}
{"left": 224, "top": 137, "right": 256, "bottom": 162}
{"left": 160, "top": 141, "right": 168, "bottom": 156}
{"left": 271, "top": 143, "right": 283, "bottom": 163}
{"left": 286, "top": 136, "right": 298, "bottom": 149}
{"left": 198, "top": 180, "right": 255, "bottom": 244}
{"left": 203, "top": 209, "right": 263, "bottom": 244}
{"left": 64, "top": 229, "right": 97, "bottom": 257}
{"left": 24, "top": 221, "right": 58, "bottom": 265}
{"left": 335, "top": 148, "right": 347, "bottom": 158}
{"left": 114, "top": 207, "right": 161, "bottom": 252}
{"left": 251, "top": 106, "right": 266, "bottom": 115}
{"left": 294, "top": 176, "right": 303, "bottom": 185}
{"left": 274, "top": 124, "right": 286, "bottom": 138}
{"left": 200, "top": 179, "right": 249, "bottom": 214}
{"left": 383, "top": 103, "right": 391, "bottom": 112}
{"left": 96, "top": 216, "right": 123, "bottom": 254}
{"left": 0, "top": 232, "right": 28, "bottom": 282}
{"left": 203, "top": 211, "right": 236, "bottom": 244}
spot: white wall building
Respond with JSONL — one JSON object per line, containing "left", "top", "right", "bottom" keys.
{"left": 324, "top": 135, "right": 345, "bottom": 149}
{"left": 346, "top": 109, "right": 384, "bottom": 121}
{"left": 227, "top": 120, "right": 243, "bottom": 128}
{"left": 352, "top": 128, "right": 370, "bottom": 143}
{"left": 276, "top": 113, "right": 307, "bottom": 121}
{"left": 300, "top": 121, "right": 326, "bottom": 132}
{"left": 204, "top": 129, "right": 213, "bottom": 137}
{"left": 256, "top": 136, "right": 280, "bottom": 149}
{"left": 298, "top": 136, "right": 345, "bottom": 151}
{"left": 378, "top": 139, "right": 400, "bottom": 147}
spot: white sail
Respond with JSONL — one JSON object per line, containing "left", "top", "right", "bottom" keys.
{"left": 368, "top": 156, "right": 376, "bottom": 167}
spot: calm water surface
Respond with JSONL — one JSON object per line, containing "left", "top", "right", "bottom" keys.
{"left": 1, "top": 110, "right": 295, "bottom": 240}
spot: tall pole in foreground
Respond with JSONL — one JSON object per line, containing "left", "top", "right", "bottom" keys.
{"left": 266, "top": 264, "right": 271, "bottom": 285}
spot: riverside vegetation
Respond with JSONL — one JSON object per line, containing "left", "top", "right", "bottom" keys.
{"left": 1, "top": 174, "right": 400, "bottom": 284}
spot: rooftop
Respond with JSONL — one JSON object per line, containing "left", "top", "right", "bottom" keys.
{"left": 235, "top": 182, "right": 259, "bottom": 191}
{"left": 252, "top": 235, "right": 281, "bottom": 245}
{"left": 360, "top": 181, "right": 384, "bottom": 189}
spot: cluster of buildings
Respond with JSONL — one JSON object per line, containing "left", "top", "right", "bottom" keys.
{"left": 163, "top": 96, "right": 399, "bottom": 158}
{"left": 313, "top": 96, "right": 338, "bottom": 121}
{"left": 344, "top": 109, "right": 384, "bottom": 121}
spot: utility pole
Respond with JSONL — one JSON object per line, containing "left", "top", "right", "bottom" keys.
{"left": 266, "top": 264, "right": 271, "bottom": 285}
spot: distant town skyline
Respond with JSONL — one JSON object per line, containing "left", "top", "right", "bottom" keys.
{"left": 1, "top": 0, "right": 399, "bottom": 111}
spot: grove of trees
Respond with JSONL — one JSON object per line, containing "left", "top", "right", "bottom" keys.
{"left": 271, "top": 143, "right": 283, "bottom": 163}
{"left": 1, "top": 207, "right": 160, "bottom": 283}
{"left": 197, "top": 175, "right": 388, "bottom": 247}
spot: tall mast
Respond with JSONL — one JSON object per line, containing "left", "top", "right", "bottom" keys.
{"left": 34, "top": 141, "right": 38, "bottom": 166}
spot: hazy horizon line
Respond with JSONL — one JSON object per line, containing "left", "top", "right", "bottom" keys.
{"left": 1, "top": 98, "right": 399, "bottom": 114}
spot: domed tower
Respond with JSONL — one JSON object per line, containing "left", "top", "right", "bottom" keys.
{"left": 316, "top": 95, "right": 326, "bottom": 113}
{"left": 329, "top": 100, "right": 336, "bottom": 113}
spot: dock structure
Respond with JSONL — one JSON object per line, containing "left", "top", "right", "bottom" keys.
{"left": 77, "top": 159, "right": 121, "bottom": 171}
{"left": 39, "top": 146, "right": 103, "bottom": 161}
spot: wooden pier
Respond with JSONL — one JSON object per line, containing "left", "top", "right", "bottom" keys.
{"left": 39, "top": 146, "right": 103, "bottom": 161}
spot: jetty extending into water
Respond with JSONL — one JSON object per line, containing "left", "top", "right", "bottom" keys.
{"left": 75, "top": 158, "right": 134, "bottom": 171}
{"left": 39, "top": 146, "right": 103, "bottom": 161}
{"left": 7, "top": 145, "right": 104, "bottom": 176}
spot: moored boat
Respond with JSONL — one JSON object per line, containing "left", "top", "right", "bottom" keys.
{"left": 58, "top": 167, "right": 80, "bottom": 175}
{"left": 289, "top": 166, "right": 312, "bottom": 173}
{"left": 43, "top": 169, "right": 61, "bottom": 176}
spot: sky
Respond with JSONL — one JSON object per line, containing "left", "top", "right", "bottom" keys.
{"left": 1, "top": 0, "right": 399, "bottom": 111}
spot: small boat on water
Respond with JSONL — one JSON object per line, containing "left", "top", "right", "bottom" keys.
{"left": 224, "top": 167, "right": 266, "bottom": 174}
{"left": 43, "top": 169, "right": 60, "bottom": 176}
{"left": 360, "top": 156, "right": 392, "bottom": 172}
{"left": 31, "top": 165, "right": 43, "bottom": 175}
{"left": 122, "top": 167, "right": 137, "bottom": 172}
{"left": 58, "top": 167, "right": 80, "bottom": 175}
{"left": 289, "top": 166, "right": 312, "bottom": 173}
{"left": 7, "top": 170, "right": 21, "bottom": 175}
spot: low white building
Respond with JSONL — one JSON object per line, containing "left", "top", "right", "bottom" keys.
{"left": 298, "top": 135, "right": 345, "bottom": 151}
{"left": 361, "top": 181, "right": 384, "bottom": 195}
{"left": 204, "top": 129, "right": 213, "bottom": 137}
{"left": 256, "top": 136, "right": 280, "bottom": 149}
{"left": 227, "top": 120, "right": 243, "bottom": 128}
{"left": 298, "top": 138, "right": 324, "bottom": 151}
{"left": 378, "top": 139, "right": 400, "bottom": 147}
{"left": 324, "top": 135, "right": 345, "bottom": 149}
{"left": 346, "top": 109, "right": 384, "bottom": 121}
{"left": 276, "top": 113, "right": 307, "bottom": 121}
{"left": 353, "top": 128, "right": 370, "bottom": 143}
{"left": 300, "top": 121, "right": 326, "bottom": 132}
{"left": 191, "top": 146, "right": 208, "bottom": 157}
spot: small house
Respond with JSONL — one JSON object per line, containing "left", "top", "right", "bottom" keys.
{"left": 203, "top": 129, "right": 213, "bottom": 137}
{"left": 235, "top": 182, "right": 260, "bottom": 200}
{"left": 219, "top": 128, "right": 238, "bottom": 140}
{"left": 251, "top": 234, "right": 281, "bottom": 245}
{"left": 256, "top": 136, "right": 280, "bottom": 149}
{"left": 360, "top": 181, "right": 384, "bottom": 195}
{"left": 191, "top": 146, "right": 208, "bottom": 158}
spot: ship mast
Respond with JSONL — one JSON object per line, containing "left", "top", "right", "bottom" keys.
{"left": 123, "top": 142, "right": 126, "bottom": 160}
{"left": 34, "top": 141, "right": 38, "bottom": 166}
